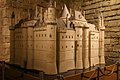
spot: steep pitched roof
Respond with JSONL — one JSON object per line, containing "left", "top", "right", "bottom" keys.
{"left": 61, "top": 4, "right": 71, "bottom": 18}
{"left": 74, "top": 10, "right": 87, "bottom": 22}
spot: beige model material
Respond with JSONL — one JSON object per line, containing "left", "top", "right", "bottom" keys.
{"left": 10, "top": 2, "right": 105, "bottom": 74}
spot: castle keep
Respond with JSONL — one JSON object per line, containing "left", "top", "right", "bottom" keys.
{"left": 10, "top": 2, "right": 105, "bottom": 74}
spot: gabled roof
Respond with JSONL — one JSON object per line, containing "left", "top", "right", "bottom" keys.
{"left": 74, "top": 10, "right": 87, "bottom": 22}
{"left": 22, "top": 19, "right": 38, "bottom": 27}
{"left": 61, "top": 4, "right": 71, "bottom": 18}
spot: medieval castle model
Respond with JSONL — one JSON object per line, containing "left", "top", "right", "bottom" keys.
{"left": 10, "top": 1, "right": 105, "bottom": 74}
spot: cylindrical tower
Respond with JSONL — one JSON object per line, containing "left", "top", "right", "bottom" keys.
{"left": 99, "top": 29, "right": 105, "bottom": 64}
{"left": 9, "top": 27, "right": 15, "bottom": 64}
{"left": 73, "top": 21, "right": 84, "bottom": 69}
{"left": 75, "top": 27, "right": 83, "bottom": 69}
{"left": 26, "top": 26, "right": 34, "bottom": 69}
{"left": 98, "top": 12, "right": 105, "bottom": 64}
{"left": 45, "top": 3, "right": 57, "bottom": 74}
{"left": 9, "top": 12, "right": 15, "bottom": 64}
{"left": 82, "top": 23, "right": 89, "bottom": 69}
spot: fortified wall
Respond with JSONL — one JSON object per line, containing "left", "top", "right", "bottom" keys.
{"left": 10, "top": 1, "right": 105, "bottom": 74}
{"left": 1, "top": 0, "right": 120, "bottom": 67}
{"left": 0, "top": 0, "right": 82, "bottom": 61}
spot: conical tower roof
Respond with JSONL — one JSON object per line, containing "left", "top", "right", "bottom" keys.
{"left": 61, "top": 4, "right": 71, "bottom": 18}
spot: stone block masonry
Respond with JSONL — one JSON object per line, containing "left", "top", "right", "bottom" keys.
{"left": 1, "top": 0, "right": 118, "bottom": 66}
{"left": 0, "top": 0, "right": 40, "bottom": 61}
{"left": 82, "top": 0, "right": 120, "bottom": 65}
{"left": 0, "top": 0, "right": 83, "bottom": 61}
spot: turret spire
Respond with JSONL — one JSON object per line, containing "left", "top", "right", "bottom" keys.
{"left": 61, "top": 4, "right": 71, "bottom": 18}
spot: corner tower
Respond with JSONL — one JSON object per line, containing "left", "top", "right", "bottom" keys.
{"left": 9, "top": 12, "right": 15, "bottom": 64}
{"left": 45, "top": 1, "right": 57, "bottom": 74}
{"left": 98, "top": 12, "right": 105, "bottom": 65}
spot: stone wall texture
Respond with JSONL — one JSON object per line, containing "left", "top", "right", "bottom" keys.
{"left": 82, "top": 0, "right": 120, "bottom": 65}
{"left": 0, "top": 0, "right": 82, "bottom": 61}
{"left": 1, "top": 0, "right": 120, "bottom": 65}
{"left": 0, "top": 0, "right": 42, "bottom": 61}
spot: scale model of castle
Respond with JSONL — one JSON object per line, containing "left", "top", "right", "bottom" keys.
{"left": 10, "top": 2, "right": 105, "bottom": 74}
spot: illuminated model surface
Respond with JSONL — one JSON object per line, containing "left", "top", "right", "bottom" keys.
{"left": 10, "top": 2, "right": 105, "bottom": 75}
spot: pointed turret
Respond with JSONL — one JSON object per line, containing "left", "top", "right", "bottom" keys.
{"left": 61, "top": 4, "right": 71, "bottom": 19}
{"left": 98, "top": 12, "right": 105, "bottom": 65}
{"left": 60, "top": 4, "right": 71, "bottom": 28}
{"left": 98, "top": 12, "right": 105, "bottom": 30}
{"left": 11, "top": 12, "right": 15, "bottom": 27}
